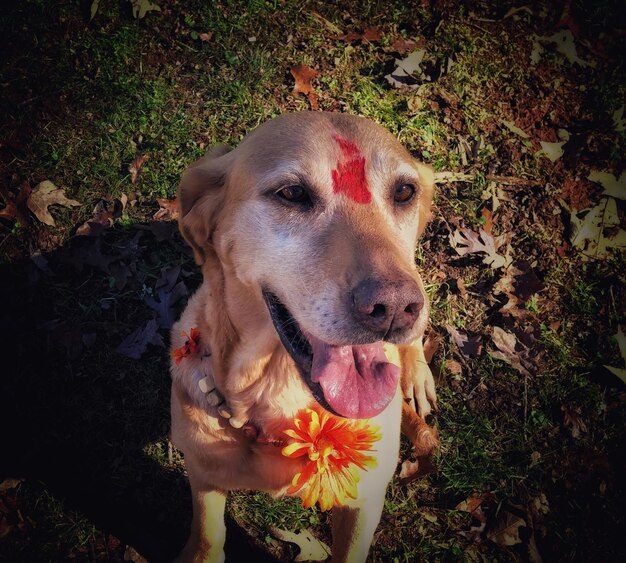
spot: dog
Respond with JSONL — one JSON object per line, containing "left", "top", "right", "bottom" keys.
{"left": 170, "top": 112, "right": 438, "bottom": 563}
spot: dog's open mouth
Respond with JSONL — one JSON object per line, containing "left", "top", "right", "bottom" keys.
{"left": 263, "top": 290, "right": 400, "bottom": 419}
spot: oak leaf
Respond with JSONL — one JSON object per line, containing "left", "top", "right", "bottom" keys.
{"left": 456, "top": 492, "right": 491, "bottom": 542}
{"left": 490, "top": 326, "right": 533, "bottom": 377}
{"left": 129, "top": 154, "right": 149, "bottom": 184}
{"left": 27, "top": 180, "right": 80, "bottom": 226}
{"left": 269, "top": 527, "right": 330, "bottom": 562}
{"left": 561, "top": 404, "right": 588, "bottom": 439}
{"left": 153, "top": 197, "right": 179, "bottom": 221}
{"left": 449, "top": 227, "right": 512, "bottom": 269}
{"left": 0, "top": 181, "right": 32, "bottom": 226}
{"left": 486, "top": 505, "right": 527, "bottom": 546}
{"left": 117, "top": 319, "right": 164, "bottom": 360}
{"left": 290, "top": 64, "right": 319, "bottom": 110}
{"left": 129, "top": 0, "right": 160, "bottom": 19}
{"left": 144, "top": 266, "right": 188, "bottom": 329}
{"left": 588, "top": 170, "right": 625, "bottom": 200}
{"left": 568, "top": 196, "right": 626, "bottom": 259}
{"left": 76, "top": 197, "right": 126, "bottom": 236}
{"left": 389, "top": 37, "right": 419, "bottom": 54}
{"left": 446, "top": 325, "right": 483, "bottom": 358}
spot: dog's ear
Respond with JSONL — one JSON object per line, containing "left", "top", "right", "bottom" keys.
{"left": 178, "top": 144, "right": 232, "bottom": 264}
{"left": 415, "top": 162, "right": 435, "bottom": 238}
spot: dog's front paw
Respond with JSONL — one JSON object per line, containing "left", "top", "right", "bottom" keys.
{"left": 399, "top": 338, "right": 437, "bottom": 417}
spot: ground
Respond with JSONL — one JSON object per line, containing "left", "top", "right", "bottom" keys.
{"left": 0, "top": 0, "right": 625, "bottom": 561}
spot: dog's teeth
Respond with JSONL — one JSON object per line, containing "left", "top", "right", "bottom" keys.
{"left": 206, "top": 391, "right": 222, "bottom": 406}
{"left": 229, "top": 417, "right": 245, "bottom": 429}
{"left": 198, "top": 376, "right": 211, "bottom": 394}
{"left": 218, "top": 405, "right": 232, "bottom": 419}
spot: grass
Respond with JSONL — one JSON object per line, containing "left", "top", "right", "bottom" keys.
{"left": 1, "top": 0, "right": 625, "bottom": 561}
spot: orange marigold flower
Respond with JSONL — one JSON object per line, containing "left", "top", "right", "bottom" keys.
{"left": 282, "top": 407, "right": 381, "bottom": 511}
{"left": 171, "top": 327, "right": 200, "bottom": 365}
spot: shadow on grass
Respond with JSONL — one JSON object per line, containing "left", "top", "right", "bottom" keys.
{"left": 0, "top": 226, "right": 278, "bottom": 562}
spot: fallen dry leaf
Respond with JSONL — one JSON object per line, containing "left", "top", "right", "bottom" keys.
{"left": 449, "top": 227, "right": 512, "bottom": 269}
{"left": 361, "top": 27, "right": 382, "bottom": 42}
{"left": 493, "top": 261, "right": 544, "bottom": 317}
{"left": 144, "top": 265, "right": 188, "bottom": 329}
{"left": 456, "top": 276, "right": 468, "bottom": 300}
{"left": 0, "top": 181, "right": 32, "bottom": 226}
{"left": 385, "top": 49, "right": 425, "bottom": 89}
{"left": 117, "top": 318, "right": 164, "bottom": 360}
{"left": 75, "top": 197, "right": 126, "bottom": 236}
{"left": 129, "top": 0, "right": 161, "bottom": 19}
{"left": 481, "top": 207, "right": 493, "bottom": 234}
{"left": 490, "top": 326, "right": 533, "bottom": 377}
{"left": 456, "top": 492, "right": 491, "bottom": 542}
{"left": 290, "top": 64, "right": 319, "bottom": 110}
{"left": 446, "top": 325, "right": 483, "bottom": 358}
{"left": 27, "top": 180, "right": 80, "bottom": 226}
{"left": 444, "top": 359, "right": 463, "bottom": 376}
{"left": 588, "top": 170, "right": 626, "bottom": 200}
{"left": 561, "top": 404, "right": 587, "bottom": 438}
{"left": 538, "top": 30, "right": 592, "bottom": 67}
{"left": 603, "top": 326, "right": 626, "bottom": 384}
{"left": 568, "top": 196, "right": 626, "bottom": 260}
{"left": 198, "top": 31, "right": 213, "bottom": 42}
{"left": 129, "top": 154, "right": 149, "bottom": 184}
{"left": 269, "top": 527, "right": 330, "bottom": 562}
{"left": 153, "top": 197, "right": 179, "bottom": 221}
{"left": 389, "top": 37, "right": 419, "bottom": 53}
{"left": 487, "top": 505, "right": 527, "bottom": 547}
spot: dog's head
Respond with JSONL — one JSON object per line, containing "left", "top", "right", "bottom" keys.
{"left": 179, "top": 112, "right": 434, "bottom": 419}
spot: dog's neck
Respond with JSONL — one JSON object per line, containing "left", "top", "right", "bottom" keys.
{"left": 177, "top": 264, "right": 314, "bottom": 429}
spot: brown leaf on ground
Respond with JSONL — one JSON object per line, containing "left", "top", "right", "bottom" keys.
{"left": 486, "top": 505, "right": 527, "bottom": 547}
{"left": 446, "top": 325, "right": 483, "bottom": 358}
{"left": 339, "top": 30, "right": 362, "bottom": 43}
{"left": 290, "top": 64, "right": 319, "bottom": 110}
{"left": 481, "top": 207, "right": 493, "bottom": 234}
{"left": 449, "top": 227, "right": 511, "bottom": 269}
{"left": 561, "top": 404, "right": 587, "bottom": 438}
{"left": 444, "top": 359, "right": 463, "bottom": 376}
{"left": 456, "top": 276, "right": 468, "bottom": 300}
{"left": 269, "top": 527, "right": 330, "bottom": 562}
{"left": 75, "top": 197, "right": 126, "bottom": 236}
{"left": 389, "top": 37, "right": 419, "bottom": 53}
{"left": 456, "top": 492, "right": 491, "bottom": 542}
{"left": 0, "top": 181, "right": 32, "bottom": 226}
{"left": 493, "top": 260, "right": 544, "bottom": 317}
{"left": 198, "top": 31, "right": 213, "bottom": 42}
{"left": 490, "top": 326, "right": 533, "bottom": 377}
{"left": 129, "top": 154, "right": 149, "bottom": 184}
{"left": 27, "top": 180, "right": 80, "bottom": 226}
{"left": 361, "top": 27, "right": 382, "bottom": 42}
{"left": 153, "top": 197, "right": 179, "bottom": 221}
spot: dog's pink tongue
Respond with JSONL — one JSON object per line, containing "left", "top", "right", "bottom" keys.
{"left": 309, "top": 338, "right": 400, "bottom": 419}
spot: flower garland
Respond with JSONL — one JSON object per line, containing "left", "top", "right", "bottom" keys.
{"left": 281, "top": 407, "right": 381, "bottom": 511}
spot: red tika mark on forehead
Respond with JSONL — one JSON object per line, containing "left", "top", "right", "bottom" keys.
{"left": 331, "top": 135, "right": 371, "bottom": 204}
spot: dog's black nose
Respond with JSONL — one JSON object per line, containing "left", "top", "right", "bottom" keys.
{"left": 350, "top": 276, "right": 424, "bottom": 337}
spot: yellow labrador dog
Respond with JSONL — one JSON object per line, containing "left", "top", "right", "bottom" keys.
{"left": 170, "top": 112, "right": 437, "bottom": 562}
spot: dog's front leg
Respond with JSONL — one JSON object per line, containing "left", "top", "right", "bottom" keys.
{"left": 176, "top": 482, "right": 227, "bottom": 563}
{"left": 331, "top": 493, "right": 386, "bottom": 563}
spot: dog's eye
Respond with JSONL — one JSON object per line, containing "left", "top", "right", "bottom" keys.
{"left": 276, "top": 185, "right": 310, "bottom": 205}
{"left": 394, "top": 183, "right": 416, "bottom": 204}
